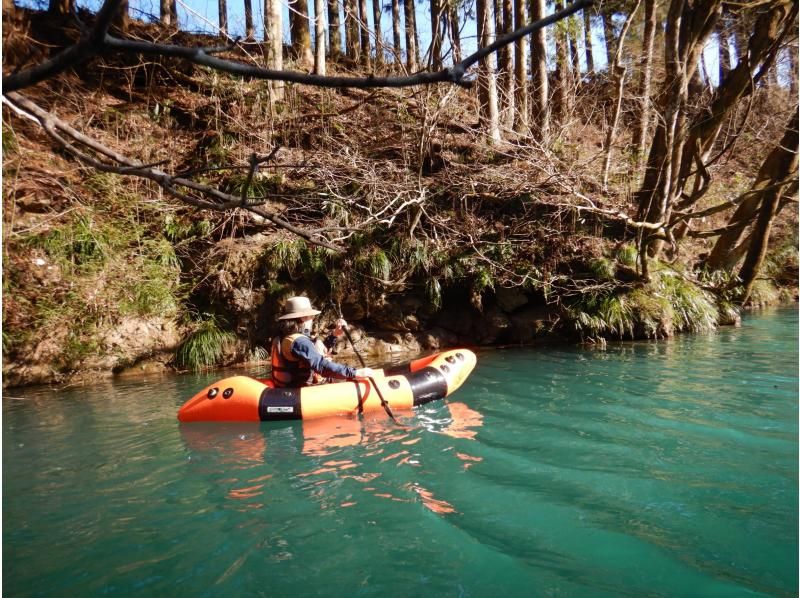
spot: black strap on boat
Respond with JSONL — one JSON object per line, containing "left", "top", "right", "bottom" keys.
{"left": 341, "top": 320, "right": 402, "bottom": 426}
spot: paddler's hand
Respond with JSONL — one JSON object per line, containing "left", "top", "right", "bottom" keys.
{"left": 333, "top": 318, "right": 348, "bottom": 337}
{"left": 354, "top": 367, "right": 375, "bottom": 378}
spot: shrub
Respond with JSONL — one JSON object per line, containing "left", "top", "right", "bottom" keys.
{"left": 175, "top": 315, "right": 236, "bottom": 370}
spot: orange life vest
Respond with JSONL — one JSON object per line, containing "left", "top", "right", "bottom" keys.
{"left": 270, "top": 334, "right": 313, "bottom": 388}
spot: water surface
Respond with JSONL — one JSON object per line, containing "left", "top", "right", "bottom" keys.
{"left": 4, "top": 308, "right": 798, "bottom": 596}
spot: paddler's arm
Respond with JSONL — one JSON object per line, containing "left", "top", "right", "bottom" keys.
{"left": 291, "top": 335, "right": 371, "bottom": 380}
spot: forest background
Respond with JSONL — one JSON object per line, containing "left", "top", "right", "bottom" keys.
{"left": 2, "top": 0, "right": 798, "bottom": 387}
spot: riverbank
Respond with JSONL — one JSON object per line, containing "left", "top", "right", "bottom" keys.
{"left": 3, "top": 9, "right": 797, "bottom": 389}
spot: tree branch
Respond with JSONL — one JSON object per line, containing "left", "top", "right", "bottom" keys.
{"left": 3, "top": 91, "right": 343, "bottom": 251}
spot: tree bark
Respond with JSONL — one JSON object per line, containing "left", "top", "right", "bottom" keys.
{"left": 676, "top": 1, "right": 796, "bottom": 209}
{"left": 635, "top": 0, "right": 721, "bottom": 269}
{"left": 430, "top": 0, "right": 443, "bottom": 69}
{"left": 291, "top": 0, "right": 314, "bottom": 65}
{"left": 500, "top": 0, "right": 514, "bottom": 127}
{"left": 737, "top": 111, "right": 798, "bottom": 303}
{"left": 403, "top": 0, "right": 418, "bottom": 71}
{"left": 448, "top": 0, "right": 462, "bottom": 63}
{"left": 789, "top": 40, "right": 799, "bottom": 96}
{"left": 244, "top": 0, "right": 255, "bottom": 40}
{"left": 601, "top": 11, "right": 615, "bottom": 69}
{"left": 476, "top": 0, "right": 501, "bottom": 141}
{"left": 112, "top": 0, "right": 129, "bottom": 32}
{"left": 530, "top": 0, "right": 549, "bottom": 141}
{"left": 553, "top": 0, "right": 571, "bottom": 123}
{"left": 391, "top": 0, "right": 402, "bottom": 64}
{"left": 372, "top": 0, "right": 384, "bottom": 66}
{"left": 358, "top": 0, "right": 371, "bottom": 67}
{"left": 328, "top": 0, "right": 342, "bottom": 58}
{"left": 631, "top": 0, "right": 657, "bottom": 159}
{"left": 569, "top": 17, "right": 581, "bottom": 86}
{"left": 583, "top": 9, "right": 594, "bottom": 73}
{"left": 218, "top": 0, "right": 228, "bottom": 34}
{"left": 315, "top": 0, "right": 327, "bottom": 74}
{"left": 345, "top": 0, "right": 360, "bottom": 60}
{"left": 513, "top": 0, "right": 529, "bottom": 132}
{"left": 706, "top": 110, "right": 798, "bottom": 276}
{"left": 266, "top": 0, "right": 284, "bottom": 100}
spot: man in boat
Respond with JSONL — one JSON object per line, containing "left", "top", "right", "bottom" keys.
{"left": 271, "top": 296, "right": 374, "bottom": 388}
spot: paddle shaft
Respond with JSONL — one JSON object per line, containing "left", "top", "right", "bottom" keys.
{"left": 341, "top": 324, "right": 400, "bottom": 424}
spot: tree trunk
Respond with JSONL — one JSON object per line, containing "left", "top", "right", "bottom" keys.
{"left": 328, "top": 0, "right": 342, "bottom": 58}
{"left": 403, "top": 0, "right": 418, "bottom": 71}
{"left": 430, "top": 0, "right": 443, "bottom": 69}
{"left": 266, "top": 0, "right": 284, "bottom": 100}
{"left": 448, "top": 0, "right": 462, "bottom": 63}
{"left": 48, "top": 0, "right": 73, "bottom": 15}
{"left": 358, "top": 0, "right": 371, "bottom": 67}
{"left": 169, "top": 0, "right": 177, "bottom": 27}
{"left": 112, "top": 0, "right": 129, "bottom": 32}
{"left": 315, "top": 0, "right": 327, "bottom": 74}
{"left": 530, "top": 0, "right": 549, "bottom": 141}
{"left": 569, "top": 17, "right": 581, "bottom": 86}
{"left": 513, "top": 0, "right": 529, "bottom": 132}
{"left": 4, "top": 0, "right": 16, "bottom": 18}
{"left": 476, "top": 0, "right": 501, "bottom": 141}
{"left": 372, "top": 0, "right": 383, "bottom": 66}
{"left": 218, "top": 0, "right": 228, "bottom": 34}
{"left": 553, "top": 0, "right": 571, "bottom": 123}
{"left": 676, "top": 1, "right": 796, "bottom": 210}
{"left": 602, "top": 11, "right": 615, "bottom": 70}
{"left": 160, "top": 0, "right": 171, "bottom": 25}
{"left": 635, "top": 0, "right": 721, "bottom": 268}
{"left": 602, "top": 0, "right": 642, "bottom": 188}
{"left": 789, "top": 40, "right": 799, "bottom": 96}
{"left": 345, "top": 0, "right": 360, "bottom": 60}
{"left": 632, "top": 0, "right": 657, "bottom": 159}
{"left": 391, "top": 0, "right": 402, "bottom": 64}
{"left": 244, "top": 0, "right": 255, "bottom": 40}
{"left": 500, "top": 0, "right": 514, "bottom": 127}
{"left": 291, "top": 0, "right": 314, "bottom": 65}
{"left": 737, "top": 111, "right": 798, "bottom": 303}
{"left": 583, "top": 9, "right": 594, "bottom": 73}
{"left": 707, "top": 110, "right": 798, "bottom": 275}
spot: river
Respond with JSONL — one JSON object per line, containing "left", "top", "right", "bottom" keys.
{"left": 3, "top": 307, "right": 797, "bottom": 596}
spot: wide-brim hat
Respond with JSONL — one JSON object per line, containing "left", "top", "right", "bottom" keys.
{"left": 278, "top": 296, "right": 321, "bottom": 320}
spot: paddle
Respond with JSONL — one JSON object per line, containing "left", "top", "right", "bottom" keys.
{"left": 339, "top": 321, "right": 401, "bottom": 425}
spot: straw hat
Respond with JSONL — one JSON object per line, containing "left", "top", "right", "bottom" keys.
{"left": 278, "top": 296, "right": 322, "bottom": 320}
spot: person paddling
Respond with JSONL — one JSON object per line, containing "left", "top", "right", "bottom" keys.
{"left": 271, "top": 296, "right": 374, "bottom": 388}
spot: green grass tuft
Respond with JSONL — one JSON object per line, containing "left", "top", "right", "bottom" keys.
{"left": 175, "top": 315, "right": 236, "bottom": 370}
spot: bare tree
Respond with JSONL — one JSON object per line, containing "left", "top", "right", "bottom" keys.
{"left": 631, "top": 0, "right": 657, "bottom": 160}
{"left": 735, "top": 110, "right": 798, "bottom": 303}
{"left": 345, "top": 0, "right": 360, "bottom": 60}
{"left": 266, "top": 0, "right": 283, "bottom": 100}
{"left": 530, "top": 0, "right": 549, "bottom": 141}
{"left": 583, "top": 8, "right": 593, "bottom": 73}
{"left": 403, "top": 0, "right": 418, "bottom": 71}
{"left": 500, "top": 0, "right": 515, "bottom": 127}
{"left": 315, "top": 0, "right": 327, "bottom": 74}
{"left": 358, "top": 0, "right": 371, "bottom": 66}
{"left": 513, "top": 0, "right": 529, "bottom": 132}
{"left": 218, "top": 0, "right": 227, "bottom": 35}
{"left": 448, "top": 0, "right": 462, "bottom": 63}
{"left": 372, "top": 0, "right": 384, "bottom": 66}
{"left": 476, "top": 0, "right": 501, "bottom": 140}
{"left": 602, "top": 0, "right": 641, "bottom": 188}
{"left": 391, "top": 0, "right": 402, "bottom": 63}
{"left": 553, "top": 0, "right": 571, "bottom": 123}
{"left": 244, "top": 0, "right": 255, "bottom": 40}
{"left": 430, "top": 0, "right": 444, "bottom": 69}
{"left": 328, "top": 0, "right": 342, "bottom": 58}
{"left": 291, "top": 0, "right": 314, "bottom": 65}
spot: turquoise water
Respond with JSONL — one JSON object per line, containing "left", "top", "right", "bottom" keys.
{"left": 4, "top": 308, "right": 798, "bottom": 597}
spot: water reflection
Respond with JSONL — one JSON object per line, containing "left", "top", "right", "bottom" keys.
{"left": 177, "top": 401, "right": 484, "bottom": 516}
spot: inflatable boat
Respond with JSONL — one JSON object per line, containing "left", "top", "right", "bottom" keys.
{"left": 178, "top": 349, "right": 477, "bottom": 422}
